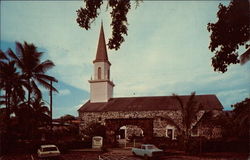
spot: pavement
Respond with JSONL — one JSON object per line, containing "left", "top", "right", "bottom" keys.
{"left": 0, "top": 148, "right": 249, "bottom": 160}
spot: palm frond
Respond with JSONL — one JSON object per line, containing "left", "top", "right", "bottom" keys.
{"left": 40, "top": 106, "right": 50, "bottom": 114}
{"left": 36, "top": 78, "right": 58, "bottom": 92}
{"left": 34, "top": 60, "right": 55, "bottom": 73}
{"left": 24, "top": 41, "right": 42, "bottom": 57}
{"left": 12, "top": 85, "right": 26, "bottom": 102}
{"left": 172, "top": 93, "right": 184, "bottom": 110}
{"left": 31, "top": 80, "right": 42, "bottom": 100}
{"left": 15, "top": 41, "right": 25, "bottom": 58}
{"left": 35, "top": 73, "right": 58, "bottom": 83}
{"left": 7, "top": 48, "right": 24, "bottom": 69}
{"left": 186, "top": 92, "right": 196, "bottom": 108}
{"left": 0, "top": 50, "right": 9, "bottom": 61}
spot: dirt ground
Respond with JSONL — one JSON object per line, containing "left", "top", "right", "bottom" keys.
{"left": 0, "top": 149, "right": 249, "bottom": 160}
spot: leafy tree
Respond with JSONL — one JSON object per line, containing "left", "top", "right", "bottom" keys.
{"left": 231, "top": 97, "right": 249, "bottom": 138}
{"left": 59, "top": 114, "right": 76, "bottom": 123}
{"left": 215, "top": 98, "right": 249, "bottom": 140}
{"left": 76, "top": 0, "right": 141, "bottom": 50}
{"left": 81, "top": 122, "right": 106, "bottom": 141}
{"left": 173, "top": 92, "right": 202, "bottom": 152}
{"left": 207, "top": 0, "right": 250, "bottom": 73}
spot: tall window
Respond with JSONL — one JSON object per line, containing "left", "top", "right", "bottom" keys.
{"left": 98, "top": 67, "right": 101, "bottom": 79}
{"left": 166, "top": 125, "right": 176, "bottom": 140}
{"left": 167, "top": 129, "right": 173, "bottom": 139}
{"left": 107, "top": 69, "right": 110, "bottom": 80}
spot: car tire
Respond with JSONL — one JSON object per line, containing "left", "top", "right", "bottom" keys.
{"left": 132, "top": 152, "right": 136, "bottom": 156}
{"left": 144, "top": 154, "right": 149, "bottom": 160}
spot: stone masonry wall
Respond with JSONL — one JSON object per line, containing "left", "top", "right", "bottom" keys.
{"left": 79, "top": 110, "right": 206, "bottom": 138}
{"left": 79, "top": 110, "right": 182, "bottom": 137}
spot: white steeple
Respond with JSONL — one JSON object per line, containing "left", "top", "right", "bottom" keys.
{"left": 89, "top": 23, "right": 115, "bottom": 103}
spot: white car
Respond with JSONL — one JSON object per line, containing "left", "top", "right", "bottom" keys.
{"left": 132, "top": 144, "right": 164, "bottom": 159}
{"left": 37, "top": 144, "right": 60, "bottom": 158}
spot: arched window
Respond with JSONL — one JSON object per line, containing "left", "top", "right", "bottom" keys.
{"left": 98, "top": 67, "right": 101, "bottom": 79}
{"left": 107, "top": 69, "right": 110, "bottom": 80}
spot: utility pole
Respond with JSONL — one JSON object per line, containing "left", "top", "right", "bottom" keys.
{"left": 50, "top": 80, "right": 53, "bottom": 130}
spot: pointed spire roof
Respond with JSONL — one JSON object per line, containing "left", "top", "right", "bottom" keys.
{"left": 93, "top": 22, "right": 111, "bottom": 65}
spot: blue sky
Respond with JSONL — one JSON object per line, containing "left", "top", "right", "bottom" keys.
{"left": 1, "top": 1, "right": 249, "bottom": 118}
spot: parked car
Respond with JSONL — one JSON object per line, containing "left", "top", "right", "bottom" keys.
{"left": 37, "top": 144, "right": 60, "bottom": 158}
{"left": 132, "top": 144, "right": 164, "bottom": 159}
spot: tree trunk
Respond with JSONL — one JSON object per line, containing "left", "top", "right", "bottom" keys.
{"left": 5, "top": 88, "right": 10, "bottom": 122}
{"left": 27, "top": 79, "right": 31, "bottom": 106}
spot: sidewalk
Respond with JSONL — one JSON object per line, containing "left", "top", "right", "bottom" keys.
{"left": 69, "top": 148, "right": 102, "bottom": 152}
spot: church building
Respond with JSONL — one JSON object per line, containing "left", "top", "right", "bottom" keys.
{"left": 78, "top": 24, "right": 223, "bottom": 144}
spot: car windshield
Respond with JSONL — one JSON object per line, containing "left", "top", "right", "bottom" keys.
{"left": 147, "top": 145, "right": 157, "bottom": 149}
{"left": 42, "top": 147, "right": 58, "bottom": 152}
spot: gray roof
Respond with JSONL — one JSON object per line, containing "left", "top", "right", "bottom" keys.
{"left": 78, "top": 95, "right": 223, "bottom": 112}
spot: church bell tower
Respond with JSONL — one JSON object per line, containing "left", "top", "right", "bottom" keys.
{"left": 89, "top": 23, "right": 115, "bottom": 103}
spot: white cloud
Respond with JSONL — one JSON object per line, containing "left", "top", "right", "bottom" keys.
{"left": 1, "top": 1, "right": 249, "bottom": 114}
{"left": 53, "top": 98, "right": 89, "bottom": 118}
{"left": 217, "top": 89, "right": 248, "bottom": 97}
{"left": 59, "top": 89, "right": 71, "bottom": 96}
{"left": 217, "top": 89, "right": 249, "bottom": 110}
{"left": 74, "top": 98, "right": 89, "bottom": 110}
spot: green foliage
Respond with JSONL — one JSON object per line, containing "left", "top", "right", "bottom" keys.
{"left": 76, "top": 0, "right": 141, "bottom": 50}
{"left": 0, "top": 41, "right": 57, "bottom": 141}
{"left": 81, "top": 122, "right": 106, "bottom": 141}
{"left": 207, "top": 0, "right": 250, "bottom": 73}
{"left": 186, "top": 137, "right": 204, "bottom": 155}
{"left": 59, "top": 114, "right": 76, "bottom": 124}
{"left": 218, "top": 98, "right": 249, "bottom": 139}
{"left": 231, "top": 98, "right": 249, "bottom": 138}
{"left": 8, "top": 41, "right": 58, "bottom": 101}
{"left": 173, "top": 92, "right": 202, "bottom": 152}
{"left": 0, "top": 61, "right": 27, "bottom": 110}
{"left": 173, "top": 92, "right": 202, "bottom": 138}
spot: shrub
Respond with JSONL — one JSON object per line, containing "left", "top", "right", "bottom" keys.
{"left": 202, "top": 139, "right": 249, "bottom": 153}
{"left": 186, "top": 137, "right": 204, "bottom": 155}
{"left": 151, "top": 137, "right": 180, "bottom": 150}
{"left": 101, "top": 146, "right": 108, "bottom": 152}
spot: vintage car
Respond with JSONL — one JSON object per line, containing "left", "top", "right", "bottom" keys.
{"left": 37, "top": 144, "right": 60, "bottom": 158}
{"left": 132, "top": 144, "right": 164, "bottom": 159}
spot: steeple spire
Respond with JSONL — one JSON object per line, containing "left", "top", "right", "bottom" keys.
{"left": 89, "top": 23, "right": 114, "bottom": 103}
{"left": 93, "top": 22, "right": 110, "bottom": 65}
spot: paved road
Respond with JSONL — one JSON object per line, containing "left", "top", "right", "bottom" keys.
{"left": 1, "top": 149, "right": 248, "bottom": 160}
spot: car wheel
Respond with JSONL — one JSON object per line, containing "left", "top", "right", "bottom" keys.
{"left": 132, "top": 152, "right": 136, "bottom": 156}
{"left": 144, "top": 154, "right": 149, "bottom": 160}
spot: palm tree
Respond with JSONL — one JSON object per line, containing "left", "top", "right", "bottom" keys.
{"left": 13, "top": 97, "right": 51, "bottom": 139}
{"left": 172, "top": 92, "right": 202, "bottom": 152}
{"left": 7, "top": 42, "right": 58, "bottom": 105}
{"left": 0, "top": 50, "right": 9, "bottom": 108}
{"left": 0, "top": 51, "right": 28, "bottom": 118}
{"left": 31, "top": 97, "right": 51, "bottom": 126}
{"left": 30, "top": 97, "right": 51, "bottom": 139}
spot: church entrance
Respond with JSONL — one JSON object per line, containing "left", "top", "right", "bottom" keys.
{"left": 105, "top": 118, "right": 153, "bottom": 147}
{"left": 117, "top": 125, "right": 144, "bottom": 148}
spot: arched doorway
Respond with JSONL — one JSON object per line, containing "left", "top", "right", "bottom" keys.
{"left": 105, "top": 118, "right": 153, "bottom": 146}
{"left": 117, "top": 125, "right": 144, "bottom": 147}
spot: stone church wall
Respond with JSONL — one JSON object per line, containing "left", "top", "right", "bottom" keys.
{"left": 79, "top": 110, "right": 183, "bottom": 137}
{"left": 79, "top": 110, "right": 224, "bottom": 139}
{"left": 198, "top": 126, "right": 222, "bottom": 139}
{"left": 79, "top": 110, "right": 206, "bottom": 138}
